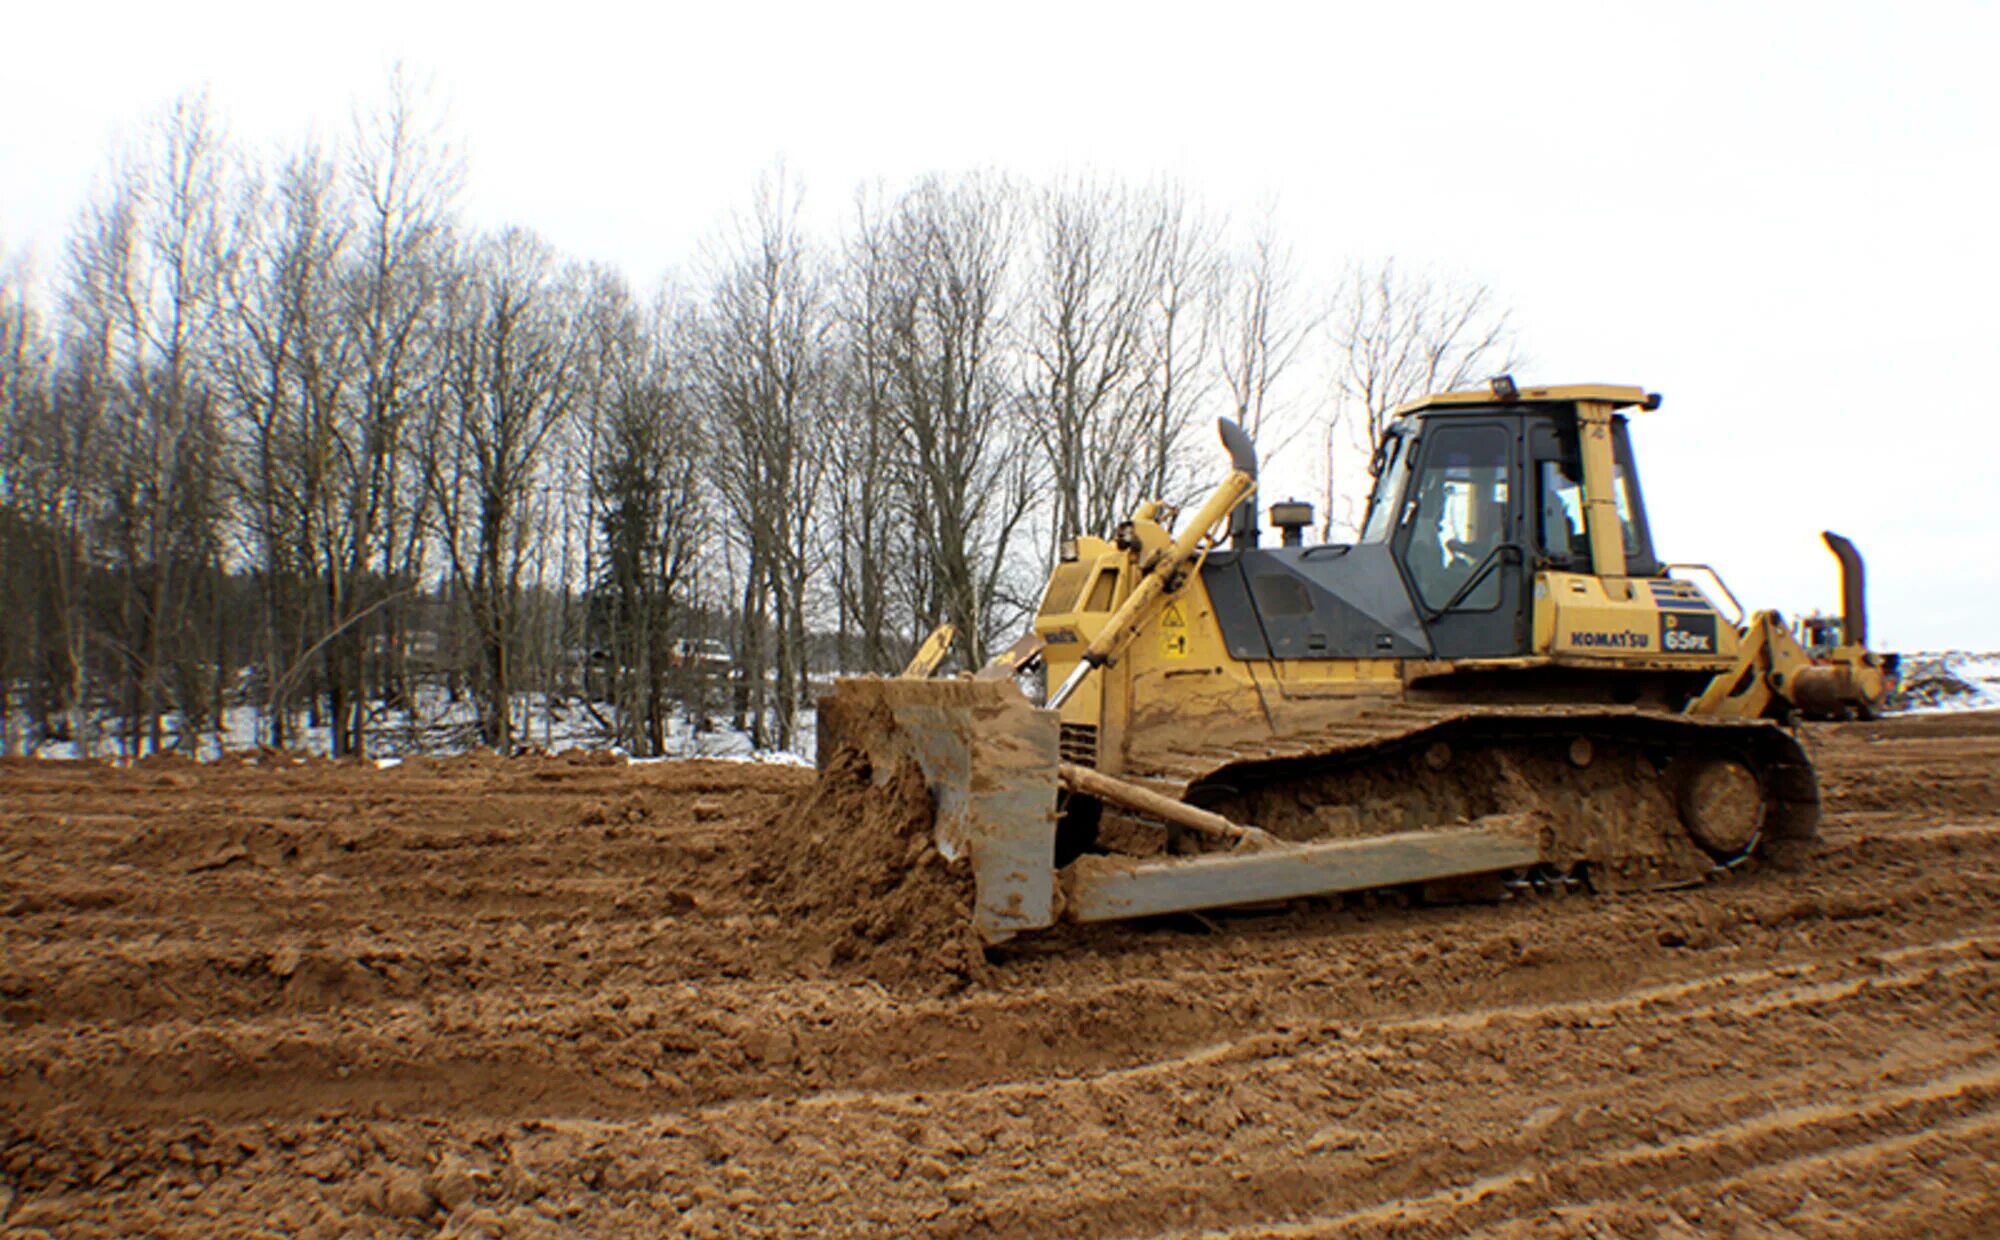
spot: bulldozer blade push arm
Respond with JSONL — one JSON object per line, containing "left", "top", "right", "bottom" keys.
{"left": 1058, "top": 762, "right": 1281, "bottom": 850}
{"left": 976, "top": 631, "right": 1046, "bottom": 681}
{"left": 1688, "top": 611, "right": 1813, "bottom": 720}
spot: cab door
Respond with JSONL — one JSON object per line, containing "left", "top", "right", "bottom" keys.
{"left": 1391, "top": 420, "right": 1528, "bottom": 658}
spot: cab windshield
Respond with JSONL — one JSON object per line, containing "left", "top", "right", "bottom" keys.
{"left": 1359, "top": 432, "right": 1413, "bottom": 543}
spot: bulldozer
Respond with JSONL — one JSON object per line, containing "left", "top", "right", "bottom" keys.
{"left": 817, "top": 380, "right": 1895, "bottom": 944}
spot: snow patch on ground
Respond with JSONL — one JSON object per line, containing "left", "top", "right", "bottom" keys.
{"left": 12, "top": 685, "right": 817, "bottom": 766}
{"left": 1885, "top": 652, "right": 2000, "bottom": 715}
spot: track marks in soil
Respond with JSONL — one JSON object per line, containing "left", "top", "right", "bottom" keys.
{"left": 994, "top": 939, "right": 2000, "bottom": 1237}
{"left": 1226, "top": 1069, "right": 2000, "bottom": 1238}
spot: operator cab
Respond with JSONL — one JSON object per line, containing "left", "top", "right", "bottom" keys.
{"left": 1201, "top": 379, "right": 1666, "bottom": 662}
{"left": 1365, "top": 380, "right": 1662, "bottom": 657}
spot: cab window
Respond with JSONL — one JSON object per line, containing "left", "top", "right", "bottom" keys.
{"left": 1531, "top": 412, "right": 1656, "bottom": 572}
{"left": 1539, "top": 461, "right": 1587, "bottom": 562}
{"left": 1537, "top": 459, "right": 1645, "bottom": 567}
{"left": 1403, "top": 425, "right": 1509, "bottom": 610}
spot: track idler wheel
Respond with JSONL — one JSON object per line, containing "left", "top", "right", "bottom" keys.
{"left": 1674, "top": 757, "right": 1765, "bottom": 858}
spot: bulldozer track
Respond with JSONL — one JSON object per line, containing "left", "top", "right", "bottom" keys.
{"left": 1103, "top": 706, "right": 1820, "bottom": 892}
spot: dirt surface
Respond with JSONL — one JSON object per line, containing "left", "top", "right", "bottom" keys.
{"left": 2, "top": 715, "right": 1998, "bottom": 1237}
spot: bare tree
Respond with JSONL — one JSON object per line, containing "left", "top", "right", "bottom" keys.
{"left": 302, "top": 67, "right": 463, "bottom": 755}
{"left": 217, "top": 143, "right": 354, "bottom": 747}
{"left": 866, "top": 174, "right": 1037, "bottom": 665}
{"left": 1329, "top": 259, "right": 1520, "bottom": 471}
{"left": 826, "top": 184, "right": 907, "bottom": 675}
{"left": 1216, "top": 210, "right": 1317, "bottom": 454}
{"left": 425, "top": 228, "right": 581, "bottom": 749}
{"left": 0, "top": 250, "right": 57, "bottom": 752}
{"left": 586, "top": 275, "right": 703, "bottom": 754}
{"left": 1023, "top": 176, "right": 1159, "bottom": 542}
{"left": 1130, "top": 183, "right": 1224, "bottom": 509}
{"left": 696, "top": 172, "right": 831, "bottom": 750}
{"left": 33, "top": 220, "right": 123, "bottom": 756}
{"left": 1212, "top": 210, "right": 1321, "bottom": 549}
{"left": 65, "top": 95, "right": 240, "bottom": 754}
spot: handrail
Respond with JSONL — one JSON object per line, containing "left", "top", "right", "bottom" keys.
{"left": 1662, "top": 562, "right": 1746, "bottom": 628}
{"left": 1428, "top": 542, "right": 1522, "bottom": 619}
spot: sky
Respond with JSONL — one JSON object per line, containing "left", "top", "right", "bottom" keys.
{"left": 2, "top": 0, "right": 1995, "bottom": 650}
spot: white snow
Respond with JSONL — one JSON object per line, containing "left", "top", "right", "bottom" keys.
{"left": 1885, "top": 652, "right": 2000, "bottom": 715}
{"left": 7, "top": 683, "right": 818, "bottom": 766}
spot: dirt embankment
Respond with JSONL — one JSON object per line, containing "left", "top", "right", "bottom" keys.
{"left": 2, "top": 714, "right": 1998, "bottom": 1237}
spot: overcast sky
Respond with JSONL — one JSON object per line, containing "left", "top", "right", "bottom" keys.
{"left": 3, "top": 1, "right": 1994, "bottom": 650}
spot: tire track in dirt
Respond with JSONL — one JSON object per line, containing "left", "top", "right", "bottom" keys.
{"left": 1224, "top": 1067, "right": 2000, "bottom": 1238}
{"left": 712, "top": 927, "right": 1997, "bottom": 1118}
{"left": 847, "top": 944, "right": 1996, "bottom": 1234}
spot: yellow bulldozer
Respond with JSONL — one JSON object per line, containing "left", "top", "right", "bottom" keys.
{"left": 818, "top": 380, "right": 1894, "bottom": 943}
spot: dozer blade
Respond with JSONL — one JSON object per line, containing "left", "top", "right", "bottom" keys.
{"left": 816, "top": 677, "right": 1062, "bottom": 943}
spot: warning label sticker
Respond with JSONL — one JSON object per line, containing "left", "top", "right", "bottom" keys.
{"left": 1161, "top": 603, "right": 1189, "bottom": 658}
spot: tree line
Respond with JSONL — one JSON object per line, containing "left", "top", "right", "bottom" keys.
{"left": 0, "top": 79, "right": 1517, "bottom": 759}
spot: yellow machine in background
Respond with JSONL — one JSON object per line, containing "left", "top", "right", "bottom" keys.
{"left": 821, "top": 380, "right": 1895, "bottom": 942}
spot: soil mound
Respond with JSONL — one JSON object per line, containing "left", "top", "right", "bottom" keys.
{"left": 754, "top": 745, "right": 990, "bottom": 989}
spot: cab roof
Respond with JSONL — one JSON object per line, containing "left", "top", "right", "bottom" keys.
{"left": 1390, "top": 381, "right": 1661, "bottom": 419}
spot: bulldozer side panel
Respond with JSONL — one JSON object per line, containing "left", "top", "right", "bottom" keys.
{"left": 1118, "top": 570, "right": 1414, "bottom": 777}
{"left": 1532, "top": 570, "right": 1739, "bottom": 668}
{"left": 1052, "top": 558, "right": 1747, "bottom": 780}
{"left": 1038, "top": 537, "right": 1127, "bottom": 765}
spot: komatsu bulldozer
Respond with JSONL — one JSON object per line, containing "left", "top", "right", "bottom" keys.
{"left": 818, "top": 380, "right": 1894, "bottom": 943}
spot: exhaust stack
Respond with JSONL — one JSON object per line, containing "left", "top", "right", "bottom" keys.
{"left": 1821, "top": 531, "right": 1868, "bottom": 648}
